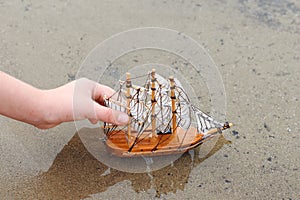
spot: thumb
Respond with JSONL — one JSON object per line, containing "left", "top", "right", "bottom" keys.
{"left": 93, "top": 102, "right": 129, "bottom": 125}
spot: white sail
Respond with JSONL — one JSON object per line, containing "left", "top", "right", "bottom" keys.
{"left": 149, "top": 74, "right": 172, "bottom": 133}
{"left": 104, "top": 71, "right": 225, "bottom": 138}
{"left": 121, "top": 86, "right": 151, "bottom": 133}
{"left": 192, "top": 106, "right": 223, "bottom": 133}
{"left": 143, "top": 74, "right": 192, "bottom": 133}
{"left": 173, "top": 78, "right": 191, "bottom": 130}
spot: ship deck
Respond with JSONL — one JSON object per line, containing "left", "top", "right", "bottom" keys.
{"left": 105, "top": 127, "right": 204, "bottom": 157}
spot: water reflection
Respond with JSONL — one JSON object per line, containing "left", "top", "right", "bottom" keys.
{"left": 19, "top": 128, "right": 230, "bottom": 199}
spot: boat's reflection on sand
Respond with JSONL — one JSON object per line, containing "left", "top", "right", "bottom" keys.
{"left": 18, "top": 128, "right": 230, "bottom": 199}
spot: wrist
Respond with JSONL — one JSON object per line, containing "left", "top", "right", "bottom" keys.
{"left": 38, "top": 85, "right": 74, "bottom": 129}
{"left": 34, "top": 89, "right": 61, "bottom": 129}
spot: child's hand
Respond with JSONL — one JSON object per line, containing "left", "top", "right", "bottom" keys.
{"left": 39, "top": 78, "right": 129, "bottom": 129}
{"left": 0, "top": 71, "right": 129, "bottom": 129}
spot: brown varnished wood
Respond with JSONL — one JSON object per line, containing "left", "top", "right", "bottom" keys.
{"left": 105, "top": 127, "right": 205, "bottom": 157}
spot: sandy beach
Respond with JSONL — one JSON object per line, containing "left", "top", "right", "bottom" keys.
{"left": 0, "top": 1, "right": 299, "bottom": 199}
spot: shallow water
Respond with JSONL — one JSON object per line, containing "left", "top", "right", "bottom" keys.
{"left": 10, "top": 131, "right": 229, "bottom": 199}
{"left": 1, "top": 0, "right": 300, "bottom": 199}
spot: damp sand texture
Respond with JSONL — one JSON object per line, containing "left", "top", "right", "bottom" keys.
{"left": 0, "top": 1, "right": 299, "bottom": 200}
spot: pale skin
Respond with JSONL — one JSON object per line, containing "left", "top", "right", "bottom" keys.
{"left": 0, "top": 71, "right": 129, "bottom": 129}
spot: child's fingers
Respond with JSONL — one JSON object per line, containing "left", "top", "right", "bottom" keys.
{"left": 93, "top": 83, "right": 116, "bottom": 104}
{"left": 93, "top": 102, "right": 129, "bottom": 125}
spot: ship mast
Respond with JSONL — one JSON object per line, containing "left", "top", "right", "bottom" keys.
{"left": 151, "top": 69, "right": 157, "bottom": 136}
{"left": 169, "top": 76, "right": 177, "bottom": 134}
{"left": 126, "top": 72, "right": 132, "bottom": 142}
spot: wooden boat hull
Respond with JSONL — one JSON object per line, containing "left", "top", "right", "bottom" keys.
{"left": 104, "top": 127, "right": 206, "bottom": 157}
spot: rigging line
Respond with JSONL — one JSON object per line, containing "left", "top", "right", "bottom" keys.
{"left": 106, "top": 114, "right": 133, "bottom": 138}
{"left": 154, "top": 107, "right": 171, "bottom": 128}
{"left": 103, "top": 122, "right": 110, "bottom": 134}
{"left": 193, "top": 108, "right": 217, "bottom": 133}
{"left": 125, "top": 119, "right": 135, "bottom": 144}
{"left": 104, "top": 102, "right": 132, "bottom": 137}
{"left": 204, "top": 117, "right": 210, "bottom": 130}
{"left": 129, "top": 119, "right": 144, "bottom": 136}
{"left": 175, "top": 117, "right": 187, "bottom": 149}
{"left": 177, "top": 120, "right": 187, "bottom": 149}
{"left": 151, "top": 127, "right": 174, "bottom": 152}
{"left": 128, "top": 121, "right": 153, "bottom": 152}
{"left": 144, "top": 72, "right": 151, "bottom": 91}
{"left": 201, "top": 113, "right": 208, "bottom": 130}
{"left": 177, "top": 100, "right": 182, "bottom": 117}
{"left": 191, "top": 105, "right": 213, "bottom": 121}
{"left": 130, "top": 89, "right": 140, "bottom": 114}
{"left": 116, "top": 85, "right": 124, "bottom": 103}
{"left": 130, "top": 73, "right": 149, "bottom": 80}
{"left": 160, "top": 129, "right": 177, "bottom": 146}
{"left": 130, "top": 89, "right": 143, "bottom": 118}
{"left": 106, "top": 80, "right": 126, "bottom": 101}
{"left": 130, "top": 98, "right": 156, "bottom": 145}
{"left": 135, "top": 116, "right": 148, "bottom": 133}
{"left": 136, "top": 89, "right": 144, "bottom": 120}
{"left": 105, "top": 121, "right": 125, "bottom": 133}
{"left": 174, "top": 85, "right": 191, "bottom": 103}
{"left": 151, "top": 132, "right": 165, "bottom": 151}
{"left": 177, "top": 109, "right": 192, "bottom": 148}
{"left": 198, "top": 115, "right": 204, "bottom": 132}
{"left": 107, "top": 98, "right": 128, "bottom": 110}
{"left": 131, "top": 117, "right": 146, "bottom": 132}
{"left": 129, "top": 104, "right": 152, "bottom": 146}
{"left": 105, "top": 123, "right": 118, "bottom": 133}
{"left": 154, "top": 76, "right": 168, "bottom": 93}
{"left": 152, "top": 113, "right": 177, "bottom": 149}
{"left": 104, "top": 101, "right": 118, "bottom": 135}
{"left": 128, "top": 134, "right": 148, "bottom": 152}
{"left": 177, "top": 103, "right": 187, "bottom": 128}
{"left": 106, "top": 125, "right": 127, "bottom": 138}
{"left": 173, "top": 113, "right": 180, "bottom": 132}
{"left": 192, "top": 105, "right": 223, "bottom": 127}
{"left": 174, "top": 82, "right": 190, "bottom": 101}
{"left": 164, "top": 112, "right": 173, "bottom": 133}
{"left": 156, "top": 84, "right": 165, "bottom": 125}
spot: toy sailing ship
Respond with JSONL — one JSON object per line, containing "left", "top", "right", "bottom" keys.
{"left": 103, "top": 69, "right": 232, "bottom": 157}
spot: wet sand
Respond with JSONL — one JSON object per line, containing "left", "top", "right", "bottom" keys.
{"left": 1, "top": 1, "right": 299, "bottom": 199}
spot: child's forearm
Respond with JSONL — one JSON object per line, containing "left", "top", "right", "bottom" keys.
{"left": 0, "top": 71, "right": 46, "bottom": 127}
{"left": 0, "top": 71, "right": 129, "bottom": 129}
